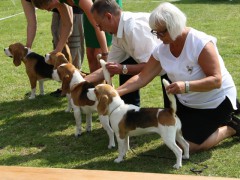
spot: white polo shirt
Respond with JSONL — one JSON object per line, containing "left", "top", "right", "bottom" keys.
{"left": 107, "top": 12, "right": 160, "bottom": 64}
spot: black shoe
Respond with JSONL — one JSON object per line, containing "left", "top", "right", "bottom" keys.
{"left": 50, "top": 89, "right": 62, "bottom": 97}
{"left": 227, "top": 115, "right": 240, "bottom": 137}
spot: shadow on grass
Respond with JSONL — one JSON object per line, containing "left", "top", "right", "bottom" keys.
{"left": 0, "top": 97, "right": 239, "bottom": 175}
{"left": 173, "top": 0, "right": 240, "bottom": 4}
{"left": 0, "top": 110, "right": 113, "bottom": 165}
{"left": 0, "top": 97, "right": 160, "bottom": 171}
{"left": 0, "top": 94, "right": 66, "bottom": 120}
{"left": 74, "top": 141, "right": 212, "bottom": 174}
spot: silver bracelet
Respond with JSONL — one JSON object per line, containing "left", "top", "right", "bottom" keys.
{"left": 185, "top": 81, "right": 190, "bottom": 93}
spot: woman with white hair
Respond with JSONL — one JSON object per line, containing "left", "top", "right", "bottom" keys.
{"left": 117, "top": 2, "right": 240, "bottom": 153}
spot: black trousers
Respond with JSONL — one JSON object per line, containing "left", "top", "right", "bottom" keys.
{"left": 120, "top": 57, "right": 171, "bottom": 108}
{"left": 120, "top": 57, "right": 140, "bottom": 106}
{"left": 160, "top": 73, "right": 171, "bottom": 108}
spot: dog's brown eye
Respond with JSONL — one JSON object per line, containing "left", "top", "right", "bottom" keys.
{"left": 94, "top": 89, "right": 99, "bottom": 96}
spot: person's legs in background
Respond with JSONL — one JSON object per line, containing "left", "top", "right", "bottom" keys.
{"left": 83, "top": 0, "right": 122, "bottom": 73}
{"left": 50, "top": 10, "right": 63, "bottom": 96}
{"left": 68, "top": 7, "right": 85, "bottom": 69}
{"left": 83, "top": 13, "right": 108, "bottom": 73}
{"left": 51, "top": 10, "right": 61, "bottom": 50}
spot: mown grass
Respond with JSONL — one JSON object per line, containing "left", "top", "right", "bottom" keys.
{"left": 0, "top": 0, "right": 239, "bottom": 178}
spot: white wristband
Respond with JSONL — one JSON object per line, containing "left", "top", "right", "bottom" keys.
{"left": 185, "top": 81, "right": 190, "bottom": 93}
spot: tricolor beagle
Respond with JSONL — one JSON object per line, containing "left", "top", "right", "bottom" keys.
{"left": 4, "top": 42, "right": 53, "bottom": 99}
{"left": 87, "top": 80, "right": 189, "bottom": 169}
{"left": 45, "top": 52, "right": 71, "bottom": 69}
{"left": 52, "top": 63, "right": 115, "bottom": 149}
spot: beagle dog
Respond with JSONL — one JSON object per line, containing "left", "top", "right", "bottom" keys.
{"left": 4, "top": 42, "right": 53, "bottom": 99}
{"left": 87, "top": 80, "right": 189, "bottom": 169}
{"left": 45, "top": 52, "right": 89, "bottom": 77}
{"left": 52, "top": 63, "right": 115, "bottom": 149}
{"left": 45, "top": 52, "right": 71, "bottom": 69}
{"left": 45, "top": 52, "right": 89, "bottom": 112}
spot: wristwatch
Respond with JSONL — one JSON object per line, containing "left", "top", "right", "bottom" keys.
{"left": 122, "top": 65, "right": 128, "bottom": 74}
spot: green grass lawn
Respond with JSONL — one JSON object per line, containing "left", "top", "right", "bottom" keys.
{"left": 0, "top": 0, "right": 240, "bottom": 178}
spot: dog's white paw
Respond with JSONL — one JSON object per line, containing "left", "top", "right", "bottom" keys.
{"left": 65, "top": 108, "right": 71, "bottom": 112}
{"left": 173, "top": 163, "right": 182, "bottom": 169}
{"left": 75, "top": 129, "right": 82, "bottom": 137}
{"left": 75, "top": 133, "right": 81, "bottom": 137}
{"left": 182, "top": 154, "right": 189, "bottom": 159}
{"left": 86, "top": 129, "right": 91, "bottom": 133}
{"left": 28, "top": 95, "right": 36, "bottom": 100}
{"left": 107, "top": 137, "right": 116, "bottom": 149}
{"left": 86, "top": 127, "right": 92, "bottom": 133}
{"left": 108, "top": 144, "right": 115, "bottom": 149}
{"left": 114, "top": 157, "right": 123, "bottom": 163}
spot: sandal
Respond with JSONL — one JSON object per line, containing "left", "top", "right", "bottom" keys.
{"left": 227, "top": 115, "right": 240, "bottom": 137}
{"left": 50, "top": 89, "right": 62, "bottom": 97}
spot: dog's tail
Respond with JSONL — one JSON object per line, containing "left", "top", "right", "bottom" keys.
{"left": 162, "top": 79, "right": 177, "bottom": 114}
{"left": 99, "top": 59, "right": 112, "bottom": 86}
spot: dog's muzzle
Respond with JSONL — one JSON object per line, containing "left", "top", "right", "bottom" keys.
{"left": 87, "top": 88, "right": 96, "bottom": 101}
{"left": 4, "top": 48, "right": 13, "bottom": 57}
{"left": 52, "top": 69, "right": 61, "bottom": 82}
{"left": 45, "top": 54, "right": 50, "bottom": 63}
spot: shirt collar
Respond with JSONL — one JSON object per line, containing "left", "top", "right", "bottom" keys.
{"left": 116, "top": 12, "right": 124, "bottom": 38}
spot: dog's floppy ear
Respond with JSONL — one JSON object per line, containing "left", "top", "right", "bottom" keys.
{"left": 97, "top": 95, "right": 109, "bottom": 116}
{"left": 13, "top": 53, "right": 22, "bottom": 66}
{"left": 11, "top": 43, "right": 29, "bottom": 66}
{"left": 57, "top": 53, "right": 68, "bottom": 63}
{"left": 61, "top": 74, "right": 70, "bottom": 96}
{"left": 62, "top": 44, "right": 72, "bottom": 63}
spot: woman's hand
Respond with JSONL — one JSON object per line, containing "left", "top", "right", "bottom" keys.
{"left": 166, "top": 81, "right": 186, "bottom": 94}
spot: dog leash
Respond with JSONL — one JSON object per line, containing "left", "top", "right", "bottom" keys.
{"left": 129, "top": 147, "right": 208, "bottom": 174}
{"left": 189, "top": 162, "right": 208, "bottom": 174}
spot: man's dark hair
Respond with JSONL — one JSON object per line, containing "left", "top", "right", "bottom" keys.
{"left": 91, "top": 0, "right": 121, "bottom": 16}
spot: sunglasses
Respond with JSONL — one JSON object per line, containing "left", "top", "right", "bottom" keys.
{"left": 151, "top": 29, "right": 168, "bottom": 37}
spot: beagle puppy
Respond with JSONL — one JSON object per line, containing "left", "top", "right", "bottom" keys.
{"left": 52, "top": 63, "right": 115, "bottom": 149}
{"left": 4, "top": 42, "right": 54, "bottom": 99}
{"left": 45, "top": 52, "right": 71, "bottom": 69}
{"left": 87, "top": 80, "right": 189, "bottom": 169}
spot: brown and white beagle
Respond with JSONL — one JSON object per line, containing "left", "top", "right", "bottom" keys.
{"left": 4, "top": 42, "right": 54, "bottom": 99}
{"left": 4, "top": 43, "right": 72, "bottom": 99}
{"left": 45, "top": 50, "right": 72, "bottom": 70}
{"left": 87, "top": 80, "right": 189, "bottom": 169}
{"left": 52, "top": 63, "right": 115, "bottom": 149}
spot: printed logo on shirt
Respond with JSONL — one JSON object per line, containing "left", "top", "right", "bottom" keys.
{"left": 186, "top": 65, "right": 193, "bottom": 74}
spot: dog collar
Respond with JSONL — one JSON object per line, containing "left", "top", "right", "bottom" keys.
{"left": 23, "top": 47, "right": 32, "bottom": 59}
{"left": 108, "top": 100, "right": 124, "bottom": 117}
